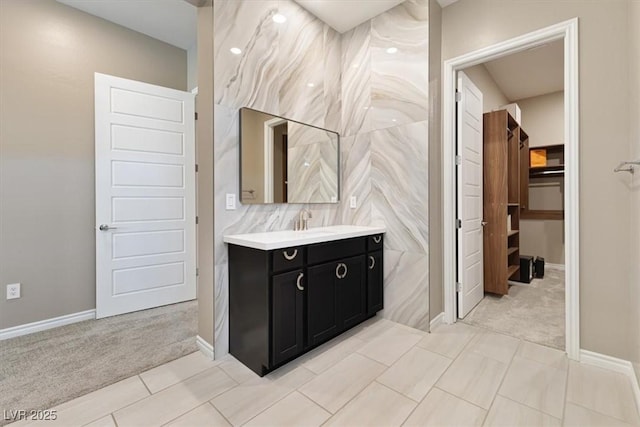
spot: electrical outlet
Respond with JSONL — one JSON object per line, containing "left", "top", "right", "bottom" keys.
{"left": 350, "top": 196, "right": 357, "bottom": 209}
{"left": 6, "top": 283, "right": 20, "bottom": 300}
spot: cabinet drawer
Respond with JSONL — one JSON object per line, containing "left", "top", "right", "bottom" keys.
{"left": 307, "top": 237, "right": 366, "bottom": 265}
{"left": 272, "top": 247, "right": 304, "bottom": 273}
{"left": 367, "top": 234, "right": 384, "bottom": 251}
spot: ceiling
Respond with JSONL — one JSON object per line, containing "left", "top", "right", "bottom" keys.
{"left": 57, "top": 0, "right": 197, "bottom": 50}
{"left": 294, "top": 0, "right": 405, "bottom": 33}
{"left": 294, "top": 0, "right": 459, "bottom": 33}
{"left": 484, "top": 40, "right": 564, "bottom": 101}
{"left": 56, "top": 0, "right": 459, "bottom": 48}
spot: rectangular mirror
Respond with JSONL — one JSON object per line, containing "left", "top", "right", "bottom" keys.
{"left": 239, "top": 108, "right": 340, "bottom": 204}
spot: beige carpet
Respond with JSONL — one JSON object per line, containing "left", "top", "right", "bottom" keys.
{"left": 0, "top": 300, "right": 197, "bottom": 423}
{"left": 462, "top": 266, "right": 565, "bottom": 349}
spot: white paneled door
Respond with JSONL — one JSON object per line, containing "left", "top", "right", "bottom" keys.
{"left": 95, "top": 73, "right": 196, "bottom": 319}
{"left": 456, "top": 71, "right": 484, "bottom": 319}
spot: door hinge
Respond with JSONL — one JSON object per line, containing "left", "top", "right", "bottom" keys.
{"left": 456, "top": 282, "right": 462, "bottom": 292}
{"left": 455, "top": 91, "right": 462, "bottom": 102}
{"left": 455, "top": 155, "right": 462, "bottom": 165}
{"left": 195, "top": 164, "right": 199, "bottom": 172}
{"left": 195, "top": 112, "right": 198, "bottom": 120}
{"left": 456, "top": 219, "right": 462, "bottom": 229}
{"left": 196, "top": 216, "right": 199, "bottom": 224}
{"left": 196, "top": 268, "right": 199, "bottom": 277}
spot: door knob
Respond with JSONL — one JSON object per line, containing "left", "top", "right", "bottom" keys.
{"left": 99, "top": 224, "right": 118, "bottom": 231}
{"left": 481, "top": 221, "right": 488, "bottom": 227}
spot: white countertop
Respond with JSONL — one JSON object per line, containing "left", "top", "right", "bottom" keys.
{"left": 223, "top": 225, "right": 386, "bottom": 250}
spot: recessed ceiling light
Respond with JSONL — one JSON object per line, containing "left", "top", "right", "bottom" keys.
{"left": 352, "top": 64, "right": 359, "bottom": 68}
{"left": 273, "top": 13, "right": 287, "bottom": 23}
{"left": 230, "top": 47, "right": 242, "bottom": 55}
{"left": 391, "top": 118, "right": 397, "bottom": 122}
{"left": 307, "top": 82, "right": 315, "bottom": 88}
{"left": 386, "top": 47, "right": 398, "bottom": 54}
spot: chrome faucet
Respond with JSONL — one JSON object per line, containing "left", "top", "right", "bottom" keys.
{"left": 294, "top": 209, "right": 312, "bottom": 231}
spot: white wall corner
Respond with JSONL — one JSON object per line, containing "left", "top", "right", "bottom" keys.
{"left": 429, "top": 312, "right": 444, "bottom": 331}
{"left": 196, "top": 335, "right": 215, "bottom": 360}
{"left": 0, "top": 309, "right": 96, "bottom": 341}
{"left": 580, "top": 349, "right": 640, "bottom": 416}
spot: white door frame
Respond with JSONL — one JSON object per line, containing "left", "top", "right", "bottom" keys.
{"left": 264, "top": 117, "right": 287, "bottom": 203}
{"left": 442, "top": 18, "right": 580, "bottom": 360}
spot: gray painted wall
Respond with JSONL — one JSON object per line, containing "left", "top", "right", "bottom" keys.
{"left": 0, "top": 0, "right": 187, "bottom": 330}
{"left": 442, "top": 0, "right": 635, "bottom": 361}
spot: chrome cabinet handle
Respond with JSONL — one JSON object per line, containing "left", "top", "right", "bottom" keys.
{"left": 99, "top": 224, "right": 118, "bottom": 231}
{"left": 283, "top": 249, "right": 298, "bottom": 261}
{"left": 373, "top": 235, "right": 382, "bottom": 244}
{"left": 481, "top": 221, "right": 488, "bottom": 227}
{"left": 368, "top": 255, "right": 375, "bottom": 270}
{"left": 296, "top": 272, "right": 304, "bottom": 291}
{"left": 336, "top": 263, "right": 347, "bottom": 279}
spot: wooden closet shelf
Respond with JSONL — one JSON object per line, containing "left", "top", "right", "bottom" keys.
{"left": 507, "top": 265, "right": 520, "bottom": 278}
{"left": 507, "top": 230, "right": 519, "bottom": 237}
{"left": 507, "top": 203, "right": 519, "bottom": 207}
{"left": 507, "top": 247, "right": 518, "bottom": 256}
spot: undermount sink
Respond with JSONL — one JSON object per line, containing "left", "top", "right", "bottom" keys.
{"left": 223, "top": 225, "right": 386, "bottom": 250}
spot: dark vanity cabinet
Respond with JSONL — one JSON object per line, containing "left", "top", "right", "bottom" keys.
{"left": 228, "top": 234, "right": 384, "bottom": 376}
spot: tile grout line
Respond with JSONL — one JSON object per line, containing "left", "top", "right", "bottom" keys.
{"left": 494, "top": 354, "right": 568, "bottom": 419}
{"left": 140, "top": 359, "right": 224, "bottom": 394}
{"left": 138, "top": 374, "right": 153, "bottom": 395}
{"left": 111, "top": 366, "right": 236, "bottom": 424}
{"left": 207, "top": 400, "right": 235, "bottom": 426}
{"left": 560, "top": 362, "right": 571, "bottom": 424}
{"left": 160, "top": 403, "right": 212, "bottom": 427}
{"left": 78, "top": 377, "right": 157, "bottom": 426}
{"left": 475, "top": 336, "right": 521, "bottom": 425}
{"left": 568, "top": 397, "right": 638, "bottom": 425}
{"left": 370, "top": 380, "right": 419, "bottom": 425}
{"left": 497, "top": 393, "right": 563, "bottom": 422}
{"left": 157, "top": 369, "right": 239, "bottom": 426}
{"left": 399, "top": 326, "right": 483, "bottom": 423}
{"left": 309, "top": 354, "right": 397, "bottom": 421}
{"left": 211, "top": 365, "right": 317, "bottom": 426}
{"left": 236, "top": 389, "right": 299, "bottom": 426}
{"left": 312, "top": 330, "right": 434, "bottom": 424}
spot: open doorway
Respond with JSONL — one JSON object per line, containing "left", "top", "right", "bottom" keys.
{"left": 443, "top": 19, "right": 580, "bottom": 359}
{"left": 456, "top": 39, "right": 565, "bottom": 349}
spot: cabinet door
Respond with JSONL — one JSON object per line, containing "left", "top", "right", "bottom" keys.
{"left": 336, "top": 255, "right": 367, "bottom": 331}
{"left": 272, "top": 269, "right": 305, "bottom": 366}
{"left": 307, "top": 262, "right": 339, "bottom": 346}
{"left": 367, "top": 251, "right": 383, "bottom": 316}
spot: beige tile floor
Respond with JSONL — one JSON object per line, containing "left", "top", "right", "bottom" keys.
{"left": 11, "top": 317, "right": 640, "bottom": 427}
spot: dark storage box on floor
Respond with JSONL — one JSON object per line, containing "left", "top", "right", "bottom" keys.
{"left": 516, "top": 255, "right": 534, "bottom": 283}
{"left": 534, "top": 257, "right": 545, "bottom": 278}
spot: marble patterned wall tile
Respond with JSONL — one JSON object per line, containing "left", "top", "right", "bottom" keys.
{"left": 383, "top": 249, "right": 430, "bottom": 331}
{"left": 277, "top": 1, "right": 325, "bottom": 127}
{"left": 371, "top": 121, "right": 429, "bottom": 254}
{"left": 323, "top": 25, "right": 342, "bottom": 132}
{"left": 214, "top": 263, "right": 230, "bottom": 357}
{"left": 370, "top": 0, "right": 429, "bottom": 131}
{"left": 287, "top": 142, "right": 339, "bottom": 203}
{"left": 212, "top": 0, "right": 431, "bottom": 358}
{"left": 338, "top": 133, "right": 372, "bottom": 225}
{"left": 214, "top": 0, "right": 279, "bottom": 112}
{"left": 341, "top": 21, "right": 372, "bottom": 137}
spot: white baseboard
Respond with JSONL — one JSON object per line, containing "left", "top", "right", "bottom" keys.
{"left": 0, "top": 309, "right": 96, "bottom": 341}
{"left": 430, "top": 312, "right": 444, "bottom": 330}
{"left": 196, "top": 335, "right": 215, "bottom": 360}
{"left": 580, "top": 349, "right": 640, "bottom": 415}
